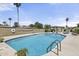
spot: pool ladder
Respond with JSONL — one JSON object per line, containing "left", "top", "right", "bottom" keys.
{"left": 47, "top": 40, "right": 61, "bottom": 56}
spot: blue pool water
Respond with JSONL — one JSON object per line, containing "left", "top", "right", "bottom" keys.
{"left": 6, "top": 33, "right": 65, "bottom": 56}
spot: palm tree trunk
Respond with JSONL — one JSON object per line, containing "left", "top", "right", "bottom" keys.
{"left": 17, "top": 7, "right": 19, "bottom": 25}
{"left": 66, "top": 21, "right": 67, "bottom": 28}
{"left": 10, "top": 20, "right": 11, "bottom": 27}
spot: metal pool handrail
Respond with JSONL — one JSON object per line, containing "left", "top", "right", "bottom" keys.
{"left": 46, "top": 40, "right": 61, "bottom": 55}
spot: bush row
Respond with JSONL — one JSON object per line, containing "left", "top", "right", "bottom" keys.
{"left": 45, "top": 29, "right": 55, "bottom": 32}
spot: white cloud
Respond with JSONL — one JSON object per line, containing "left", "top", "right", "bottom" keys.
{"left": 0, "top": 3, "right": 14, "bottom": 11}
{"left": 68, "top": 22, "right": 78, "bottom": 27}
{"left": 56, "top": 21, "right": 78, "bottom": 27}
{"left": 44, "top": 17, "right": 66, "bottom": 26}
{"left": 20, "top": 20, "right": 34, "bottom": 26}
{"left": 45, "top": 16, "right": 79, "bottom": 27}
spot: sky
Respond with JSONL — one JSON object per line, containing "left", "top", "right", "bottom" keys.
{"left": 0, "top": 3, "right": 79, "bottom": 27}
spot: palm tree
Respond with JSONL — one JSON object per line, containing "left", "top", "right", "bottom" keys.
{"left": 13, "top": 3, "right": 21, "bottom": 25}
{"left": 3, "top": 21, "right": 7, "bottom": 26}
{"left": 65, "top": 17, "right": 69, "bottom": 33}
{"left": 14, "top": 22, "right": 19, "bottom": 27}
{"left": 77, "top": 23, "right": 79, "bottom": 27}
{"left": 8, "top": 18, "right": 12, "bottom": 27}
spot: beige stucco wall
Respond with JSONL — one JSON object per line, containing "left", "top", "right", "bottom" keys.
{"left": 0, "top": 27, "right": 44, "bottom": 37}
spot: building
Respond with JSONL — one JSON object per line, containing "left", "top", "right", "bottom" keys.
{"left": 51, "top": 26, "right": 65, "bottom": 32}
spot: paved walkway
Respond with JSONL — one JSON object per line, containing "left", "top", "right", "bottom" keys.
{"left": 0, "top": 43, "right": 16, "bottom": 56}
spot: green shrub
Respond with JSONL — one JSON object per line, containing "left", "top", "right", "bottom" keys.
{"left": 50, "top": 29, "right": 55, "bottom": 32}
{"left": 70, "top": 29, "right": 73, "bottom": 32}
{"left": 0, "top": 37, "right": 4, "bottom": 43}
{"left": 44, "top": 24, "right": 51, "bottom": 29}
{"left": 64, "top": 29, "right": 66, "bottom": 32}
{"left": 16, "top": 48, "right": 28, "bottom": 56}
{"left": 45, "top": 29, "right": 49, "bottom": 32}
{"left": 74, "top": 28, "right": 79, "bottom": 34}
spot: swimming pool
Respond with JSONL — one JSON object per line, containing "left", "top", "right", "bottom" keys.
{"left": 6, "top": 33, "right": 65, "bottom": 56}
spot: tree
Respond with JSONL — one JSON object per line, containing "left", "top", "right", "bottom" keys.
{"left": 16, "top": 48, "right": 28, "bottom": 56}
{"left": 3, "top": 21, "right": 6, "bottom": 25}
{"left": 0, "top": 24, "right": 2, "bottom": 26}
{"left": 34, "top": 22, "right": 43, "bottom": 29}
{"left": 29, "top": 24, "right": 34, "bottom": 28}
{"left": 74, "top": 28, "right": 79, "bottom": 34}
{"left": 77, "top": 23, "right": 79, "bottom": 27}
{"left": 8, "top": 18, "right": 12, "bottom": 27}
{"left": 14, "top": 3, "right": 21, "bottom": 25}
{"left": 3, "top": 21, "right": 8, "bottom": 26}
{"left": 44, "top": 24, "right": 51, "bottom": 29}
{"left": 13, "top": 22, "right": 19, "bottom": 27}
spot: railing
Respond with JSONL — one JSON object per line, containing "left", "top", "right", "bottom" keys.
{"left": 47, "top": 40, "right": 61, "bottom": 55}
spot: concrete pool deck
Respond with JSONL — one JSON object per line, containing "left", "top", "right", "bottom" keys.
{"left": 44, "top": 33, "right": 79, "bottom": 56}
{"left": 0, "top": 33, "right": 79, "bottom": 56}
